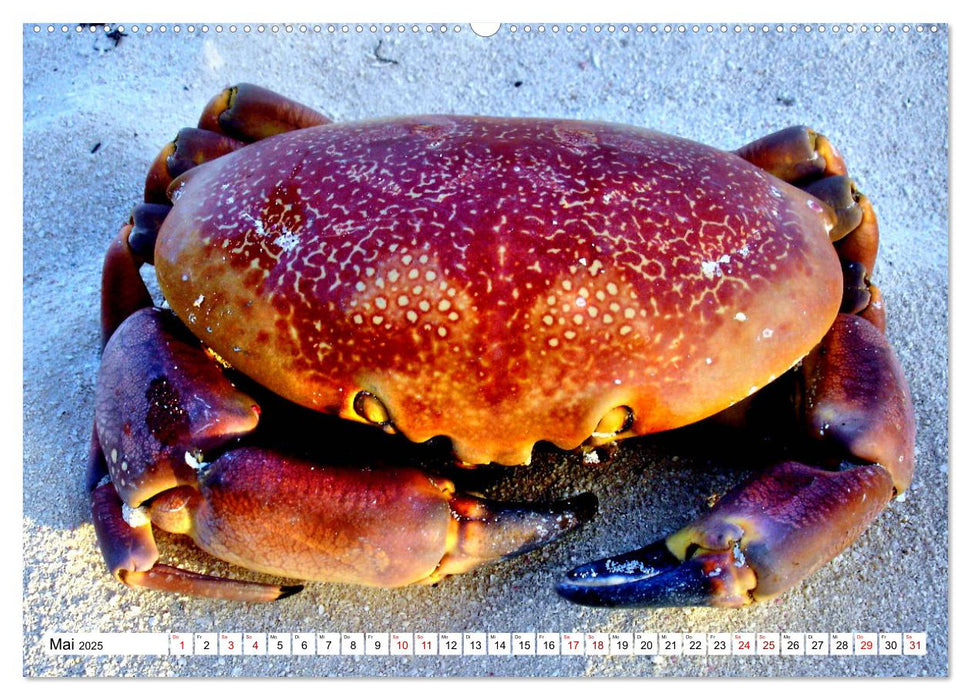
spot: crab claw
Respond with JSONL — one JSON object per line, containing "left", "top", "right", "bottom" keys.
{"left": 150, "top": 447, "right": 597, "bottom": 589}
{"left": 428, "top": 490, "right": 598, "bottom": 582}
{"left": 559, "top": 307, "right": 913, "bottom": 609}
{"left": 558, "top": 459, "right": 895, "bottom": 608}
{"left": 556, "top": 538, "right": 756, "bottom": 608}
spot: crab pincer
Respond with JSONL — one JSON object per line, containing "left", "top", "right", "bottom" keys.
{"left": 91, "top": 307, "right": 593, "bottom": 599}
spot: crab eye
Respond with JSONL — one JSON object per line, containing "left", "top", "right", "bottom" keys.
{"left": 592, "top": 405, "right": 634, "bottom": 439}
{"left": 353, "top": 391, "right": 395, "bottom": 430}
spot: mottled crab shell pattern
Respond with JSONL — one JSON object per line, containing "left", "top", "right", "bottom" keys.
{"left": 156, "top": 116, "right": 842, "bottom": 465}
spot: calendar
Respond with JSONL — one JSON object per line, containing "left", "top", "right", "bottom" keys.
{"left": 43, "top": 631, "right": 927, "bottom": 657}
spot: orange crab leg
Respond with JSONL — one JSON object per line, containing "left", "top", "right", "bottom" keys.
{"left": 734, "top": 125, "right": 847, "bottom": 183}
{"left": 146, "top": 85, "right": 330, "bottom": 204}
{"left": 144, "top": 128, "right": 246, "bottom": 204}
{"left": 736, "top": 127, "right": 882, "bottom": 312}
{"left": 99, "top": 224, "right": 153, "bottom": 347}
{"left": 197, "top": 83, "right": 331, "bottom": 142}
{"left": 835, "top": 194, "right": 880, "bottom": 277}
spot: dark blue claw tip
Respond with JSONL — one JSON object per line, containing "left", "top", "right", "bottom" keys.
{"left": 555, "top": 540, "right": 717, "bottom": 608}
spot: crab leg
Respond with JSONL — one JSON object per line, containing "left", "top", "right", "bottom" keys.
{"left": 144, "top": 128, "right": 246, "bottom": 204}
{"left": 734, "top": 125, "right": 847, "bottom": 182}
{"left": 91, "top": 468, "right": 300, "bottom": 602}
{"left": 99, "top": 223, "right": 153, "bottom": 347}
{"left": 144, "top": 84, "right": 330, "bottom": 204}
{"left": 197, "top": 83, "right": 331, "bottom": 142}
{"left": 91, "top": 307, "right": 285, "bottom": 600}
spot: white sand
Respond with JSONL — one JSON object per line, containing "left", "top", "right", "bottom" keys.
{"left": 22, "top": 22, "right": 948, "bottom": 677}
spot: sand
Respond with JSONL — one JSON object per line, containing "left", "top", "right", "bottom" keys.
{"left": 21, "top": 21, "right": 948, "bottom": 678}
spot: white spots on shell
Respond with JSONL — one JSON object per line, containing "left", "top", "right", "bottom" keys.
{"left": 241, "top": 212, "right": 269, "bottom": 237}
{"left": 193, "top": 295, "right": 205, "bottom": 308}
{"left": 276, "top": 231, "right": 300, "bottom": 252}
{"left": 761, "top": 328, "right": 774, "bottom": 339}
{"left": 527, "top": 263, "right": 652, "bottom": 354}
{"left": 701, "top": 254, "right": 732, "bottom": 280}
{"left": 734, "top": 312, "right": 748, "bottom": 322}
{"left": 344, "top": 246, "right": 466, "bottom": 337}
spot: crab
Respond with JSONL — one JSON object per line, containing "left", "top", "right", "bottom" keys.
{"left": 89, "top": 84, "right": 914, "bottom": 607}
